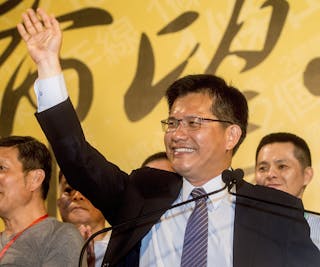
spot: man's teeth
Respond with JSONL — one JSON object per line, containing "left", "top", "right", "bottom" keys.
{"left": 174, "top": 148, "right": 194, "bottom": 152}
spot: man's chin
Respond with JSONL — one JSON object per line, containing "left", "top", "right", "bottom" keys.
{"left": 70, "top": 215, "right": 91, "bottom": 225}
{"left": 70, "top": 207, "right": 89, "bottom": 216}
{"left": 172, "top": 165, "right": 193, "bottom": 178}
{"left": 266, "top": 184, "right": 284, "bottom": 191}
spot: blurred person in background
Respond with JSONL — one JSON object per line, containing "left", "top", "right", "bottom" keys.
{"left": 141, "top": 151, "right": 174, "bottom": 172}
{"left": 58, "top": 171, "right": 111, "bottom": 267}
{"left": 255, "top": 132, "right": 320, "bottom": 249}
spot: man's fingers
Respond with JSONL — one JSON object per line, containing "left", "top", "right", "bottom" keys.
{"left": 50, "top": 15, "right": 61, "bottom": 34}
{"left": 17, "top": 23, "right": 30, "bottom": 42}
{"left": 86, "top": 225, "right": 92, "bottom": 236}
{"left": 37, "top": 8, "right": 52, "bottom": 29}
{"left": 22, "top": 9, "right": 38, "bottom": 35}
{"left": 29, "top": 9, "right": 44, "bottom": 32}
{"left": 17, "top": 8, "right": 61, "bottom": 43}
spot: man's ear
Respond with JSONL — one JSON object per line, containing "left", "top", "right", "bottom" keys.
{"left": 28, "top": 169, "right": 45, "bottom": 192}
{"left": 303, "top": 166, "right": 313, "bottom": 187}
{"left": 225, "top": 124, "right": 242, "bottom": 151}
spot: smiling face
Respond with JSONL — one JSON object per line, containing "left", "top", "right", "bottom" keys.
{"left": 164, "top": 92, "right": 241, "bottom": 186}
{"left": 255, "top": 142, "right": 313, "bottom": 198}
{"left": 58, "top": 175, "right": 105, "bottom": 228}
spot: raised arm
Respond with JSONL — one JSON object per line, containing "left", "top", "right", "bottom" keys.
{"left": 17, "top": 8, "right": 61, "bottom": 78}
{"left": 17, "top": 8, "right": 130, "bottom": 224}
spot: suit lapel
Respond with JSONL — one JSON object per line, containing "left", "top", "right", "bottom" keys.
{"left": 233, "top": 181, "right": 306, "bottom": 267}
{"left": 106, "top": 168, "right": 182, "bottom": 266}
{"left": 233, "top": 181, "right": 258, "bottom": 267}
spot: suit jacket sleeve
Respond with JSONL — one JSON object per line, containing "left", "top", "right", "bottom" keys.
{"left": 35, "top": 98, "right": 127, "bottom": 223}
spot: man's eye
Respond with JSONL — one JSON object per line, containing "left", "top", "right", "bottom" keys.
{"left": 167, "top": 120, "right": 177, "bottom": 127}
{"left": 258, "top": 166, "right": 267, "bottom": 172}
{"left": 279, "top": 165, "right": 287, "bottom": 170}
{"left": 188, "top": 120, "right": 201, "bottom": 127}
{"left": 0, "top": 165, "right": 6, "bottom": 171}
{"left": 64, "top": 187, "right": 73, "bottom": 194}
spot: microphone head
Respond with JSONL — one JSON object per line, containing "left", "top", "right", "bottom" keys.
{"left": 222, "top": 169, "right": 233, "bottom": 184}
{"left": 233, "top": 168, "right": 244, "bottom": 181}
{"left": 222, "top": 168, "right": 244, "bottom": 190}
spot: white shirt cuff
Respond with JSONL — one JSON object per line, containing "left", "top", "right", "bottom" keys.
{"left": 34, "top": 73, "right": 68, "bottom": 112}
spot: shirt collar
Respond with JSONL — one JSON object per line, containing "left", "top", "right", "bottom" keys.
{"left": 182, "top": 173, "right": 228, "bottom": 203}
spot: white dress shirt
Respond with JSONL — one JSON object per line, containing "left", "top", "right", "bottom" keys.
{"left": 34, "top": 74, "right": 68, "bottom": 112}
{"left": 94, "top": 231, "right": 111, "bottom": 267}
{"left": 140, "top": 176, "right": 235, "bottom": 267}
{"left": 305, "top": 212, "right": 320, "bottom": 250}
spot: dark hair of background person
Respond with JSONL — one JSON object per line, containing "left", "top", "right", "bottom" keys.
{"left": 255, "top": 132, "right": 312, "bottom": 168}
{"left": 165, "top": 74, "right": 248, "bottom": 154}
{"left": 0, "top": 135, "right": 52, "bottom": 199}
{"left": 141, "top": 151, "right": 168, "bottom": 167}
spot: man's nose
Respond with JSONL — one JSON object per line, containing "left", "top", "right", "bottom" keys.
{"left": 72, "top": 190, "right": 84, "bottom": 200}
{"left": 267, "top": 167, "right": 277, "bottom": 178}
{"left": 171, "top": 121, "right": 188, "bottom": 140}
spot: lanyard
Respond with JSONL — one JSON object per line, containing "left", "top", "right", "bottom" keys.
{"left": 0, "top": 214, "right": 49, "bottom": 260}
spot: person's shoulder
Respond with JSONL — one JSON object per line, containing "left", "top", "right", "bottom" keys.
{"left": 45, "top": 218, "right": 84, "bottom": 248}
{"left": 52, "top": 219, "right": 80, "bottom": 233}
{"left": 129, "top": 167, "right": 182, "bottom": 197}
{"left": 40, "top": 217, "right": 81, "bottom": 237}
{"left": 236, "top": 180, "right": 304, "bottom": 215}
{"left": 38, "top": 219, "right": 85, "bottom": 265}
{"left": 238, "top": 180, "right": 300, "bottom": 201}
{"left": 130, "top": 167, "right": 181, "bottom": 184}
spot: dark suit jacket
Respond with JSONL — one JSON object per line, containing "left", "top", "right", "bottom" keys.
{"left": 36, "top": 98, "right": 320, "bottom": 267}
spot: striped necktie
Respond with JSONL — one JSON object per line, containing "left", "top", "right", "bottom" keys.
{"left": 181, "top": 187, "right": 208, "bottom": 267}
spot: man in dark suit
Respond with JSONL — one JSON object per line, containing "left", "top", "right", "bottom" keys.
{"left": 18, "top": 8, "right": 320, "bottom": 267}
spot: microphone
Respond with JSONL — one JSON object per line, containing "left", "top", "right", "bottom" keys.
{"left": 222, "top": 168, "right": 244, "bottom": 191}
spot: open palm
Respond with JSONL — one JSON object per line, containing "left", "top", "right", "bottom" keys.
{"left": 17, "top": 8, "right": 62, "bottom": 65}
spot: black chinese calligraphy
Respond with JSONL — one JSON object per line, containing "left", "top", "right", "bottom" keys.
{"left": 0, "top": 0, "right": 113, "bottom": 136}
{"left": 123, "top": 0, "right": 289, "bottom": 138}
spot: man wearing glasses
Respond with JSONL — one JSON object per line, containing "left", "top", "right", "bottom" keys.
{"left": 18, "top": 8, "right": 320, "bottom": 267}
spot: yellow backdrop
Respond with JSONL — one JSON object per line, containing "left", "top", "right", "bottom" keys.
{"left": 1, "top": 0, "right": 319, "bottom": 225}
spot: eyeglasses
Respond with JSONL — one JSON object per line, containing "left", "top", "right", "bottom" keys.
{"left": 160, "top": 116, "right": 233, "bottom": 132}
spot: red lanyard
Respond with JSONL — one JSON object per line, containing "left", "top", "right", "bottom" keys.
{"left": 0, "top": 214, "right": 49, "bottom": 260}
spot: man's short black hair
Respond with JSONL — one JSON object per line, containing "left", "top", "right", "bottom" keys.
{"left": 0, "top": 135, "right": 52, "bottom": 199}
{"left": 255, "top": 132, "right": 312, "bottom": 168}
{"left": 165, "top": 74, "right": 248, "bottom": 154}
